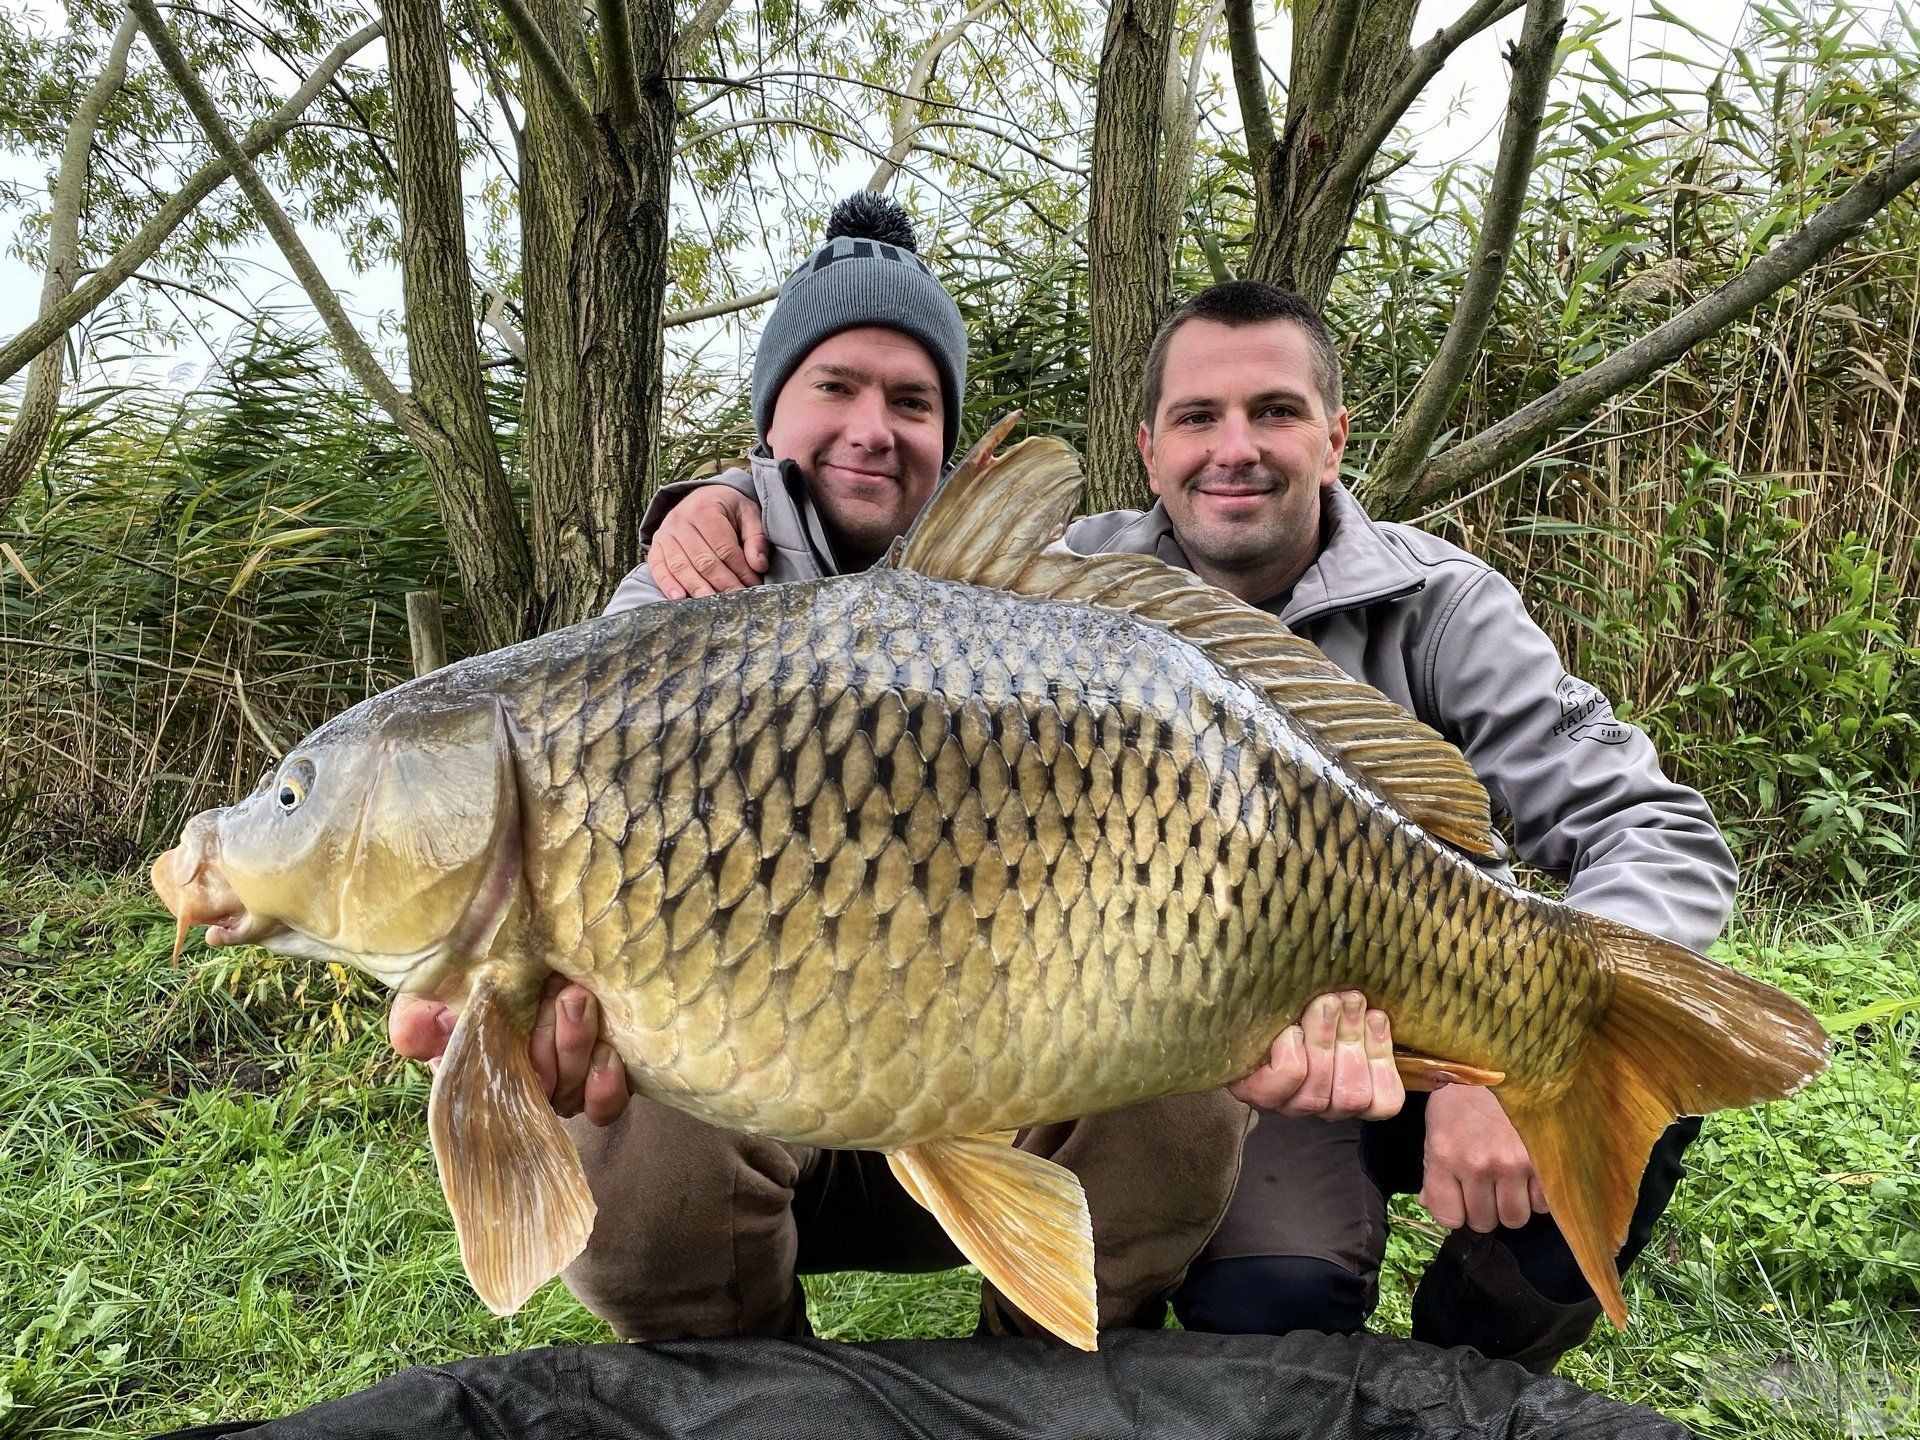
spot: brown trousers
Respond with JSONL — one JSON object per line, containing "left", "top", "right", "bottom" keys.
{"left": 560, "top": 1090, "right": 1253, "bottom": 1341}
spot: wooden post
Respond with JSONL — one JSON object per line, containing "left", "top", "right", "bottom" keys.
{"left": 405, "top": 589, "right": 447, "bottom": 677}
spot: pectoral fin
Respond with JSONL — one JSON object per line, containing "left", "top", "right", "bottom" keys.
{"left": 1393, "top": 1050, "right": 1505, "bottom": 1091}
{"left": 428, "top": 968, "right": 598, "bottom": 1315}
{"left": 888, "top": 1136, "right": 1096, "bottom": 1351}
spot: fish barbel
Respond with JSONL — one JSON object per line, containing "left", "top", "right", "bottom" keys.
{"left": 151, "top": 426, "right": 1828, "bottom": 1348}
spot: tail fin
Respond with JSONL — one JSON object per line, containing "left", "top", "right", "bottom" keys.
{"left": 1498, "top": 915, "right": 1828, "bottom": 1328}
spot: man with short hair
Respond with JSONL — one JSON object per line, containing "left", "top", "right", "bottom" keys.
{"left": 391, "top": 206, "right": 1400, "bottom": 1344}
{"left": 640, "top": 278, "right": 1736, "bottom": 1371}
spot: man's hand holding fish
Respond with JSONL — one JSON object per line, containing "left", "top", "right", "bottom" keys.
{"left": 390, "top": 981, "right": 1408, "bottom": 1124}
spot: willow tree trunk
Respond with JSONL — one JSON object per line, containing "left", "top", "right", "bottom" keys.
{"left": 519, "top": 0, "right": 594, "bottom": 633}
{"left": 1247, "top": 0, "right": 1419, "bottom": 305}
{"left": 1084, "top": 0, "right": 1176, "bottom": 512}
{"left": 383, "top": 0, "right": 538, "bottom": 648}
{"left": 566, "top": 96, "right": 675, "bottom": 627}
{"left": 518, "top": 0, "right": 677, "bottom": 629}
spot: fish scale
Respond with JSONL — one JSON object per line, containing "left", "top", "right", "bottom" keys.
{"left": 503, "top": 565, "right": 1599, "bottom": 1152}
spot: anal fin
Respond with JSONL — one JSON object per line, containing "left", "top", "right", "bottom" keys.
{"left": 1395, "top": 1050, "right": 1504, "bottom": 1091}
{"left": 888, "top": 1136, "right": 1096, "bottom": 1350}
{"left": 429, "top": 966, "right": 598, "bottom": 1315}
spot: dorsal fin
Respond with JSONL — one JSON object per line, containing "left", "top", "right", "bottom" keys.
{"left": 911, "top": 437, "right": 1496, "bottom": 857}
{"left": 991, "top": 549, "right": 1498, "bottom": 857}
{"left": 896, "top": 416, "right": 1078, "bottom": 580}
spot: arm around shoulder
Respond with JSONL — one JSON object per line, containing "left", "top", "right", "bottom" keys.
{"left": 604, "top": 561, "right": 670, "bottom": 616}
{"left": 1060, "top": 510, "right": 1150, "bottom": 556}
{"left": 644, "top": 468, "right": 771, "bottom": 599}
{"left": 637, "top": 467, "right": 759, "bottom": 550}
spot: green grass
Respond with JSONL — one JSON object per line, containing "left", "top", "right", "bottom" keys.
{"left": 1, "top": 870, "right": 1914, "bottom": 1437}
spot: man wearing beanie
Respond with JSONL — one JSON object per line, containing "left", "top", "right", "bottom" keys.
{"left": 388, "top": 196, "right": 1379, "bottom": 1345}
{"left": 605, "top": 191, "right": 969, "bottom": 610}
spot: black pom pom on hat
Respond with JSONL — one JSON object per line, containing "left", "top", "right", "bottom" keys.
{"left": 823, "top": 192, "right": 919, "bottom": 253}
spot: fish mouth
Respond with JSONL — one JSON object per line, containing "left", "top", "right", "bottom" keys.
{"left": 151, "top": 816, "right": 281, "bottom": 960}
{"left": 148, "top": 814, "right": 448, "bottom": 990}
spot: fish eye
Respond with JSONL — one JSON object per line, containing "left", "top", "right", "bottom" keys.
{"left": 275, "top": 759, "right": 316, "bottom": 813}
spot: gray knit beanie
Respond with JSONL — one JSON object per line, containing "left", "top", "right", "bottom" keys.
{"left": 751, "top": 193, "right": 968, "bottom": 462}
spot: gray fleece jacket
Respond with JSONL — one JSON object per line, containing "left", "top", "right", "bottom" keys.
{"left": 605, "top": 451, "right": 839, "bottom": 613}
{"left": 607, "top": 462, "right": 1736, "bottom": 954}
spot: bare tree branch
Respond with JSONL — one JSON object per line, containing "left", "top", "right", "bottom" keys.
{"left": 1223, "top": 0, "right": 1272, "bottom": 174}
{"left": 914, "top": 117, "right": 1088, "bottom": 175}
{"left": 907, "top": 142, "right": 1080, "bottom": 242}
{"left": 286, "top": 116, "right": 387, "bottom": 143}
{"left": 674, "top": 112, "right": 819, "bottom": 149}
{"left": 1305, "top": 0, "right": 1365, "bottom": 120}
{"left": 868, "top": 0, "right": 1004, "bottom": 193}
{"left": 1367, "top": 0, "right": 1563, "bottom": 500}
{"left": 671, "top": 68, "right": 1004, "bottom": 123}
{"left": 680, "top": 110, "right": 1082, "bottom": 175}
{"left": 0, "top": 18, "right": 385, "bottom": 389}
{"left": 122, "top": 267, "right": 262, "bottom": 326}
{"left": 1324, "top": 0, "right": 1528, "bottom": 205}
{"left": 1389, "top": 122, "right": 1920, "bottom": 515}
{"left": 671, "top": 112, "right": 933, "bottom": 175}
{"left": 0, "top": 6, "right": 136, "bottom": 519}
{"left": 321, "top": 75, "right": 401, "bottom": 187}
{"left": 596, "top": 0, "right": 644, "bottom": 132}
{"left": 448, "top": 0, "right": 526, "bottom": 162}
{"left": 453, "top": 91, "right": 522, "bottom": 182}
{"left": 470, "top": 24, "right": 527, "bottom": 158}
{"left": 911, "top": 139, "right": 1029, "bottom": 193}
{"left": 481, "top": 289, "right": 527, "bottom": 357}
{"left": 671, "top": 0, "right": 730, "bottom": 71}
{"left": 127, "top": 0, "right": 412, "bottom": 426}
{"left": 663, "top": 284, "right": 777, "bottom": 326}
{"left": 494, "top": 0, "right": 599, "bottom": 151}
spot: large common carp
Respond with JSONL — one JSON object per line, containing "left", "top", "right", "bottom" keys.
{"left": 151, "top": 430, "right": 1827, "bottom": 1348}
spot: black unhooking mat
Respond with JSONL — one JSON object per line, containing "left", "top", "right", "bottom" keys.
{"left": 151, "top": 1329, "right": 1693, "bottom": 1439}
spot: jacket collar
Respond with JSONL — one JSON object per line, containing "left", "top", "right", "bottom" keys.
{"left": 749, "top": 444, "right": 847, "bottom": 575}
{"left": 1288, "top": 482, "right": 1426, "bottom": 623}
{"left": 1116, "top": 482, "right": 1425, "bottom": 623}
{"left": 749, "top": 442, "right": 969, "bottom": 578}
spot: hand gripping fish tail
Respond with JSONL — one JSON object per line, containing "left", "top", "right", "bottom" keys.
{"left": 149, "top": 423, "right": 1828, "bottom": 1350}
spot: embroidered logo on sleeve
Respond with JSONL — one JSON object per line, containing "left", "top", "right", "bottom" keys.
{"left": 1551, "top": 676, "right": 1633, "bottom": 745}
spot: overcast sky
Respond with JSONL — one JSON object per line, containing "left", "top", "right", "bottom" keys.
{"left": 0, "top": 0, "right": 1900, "bottom": 391}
